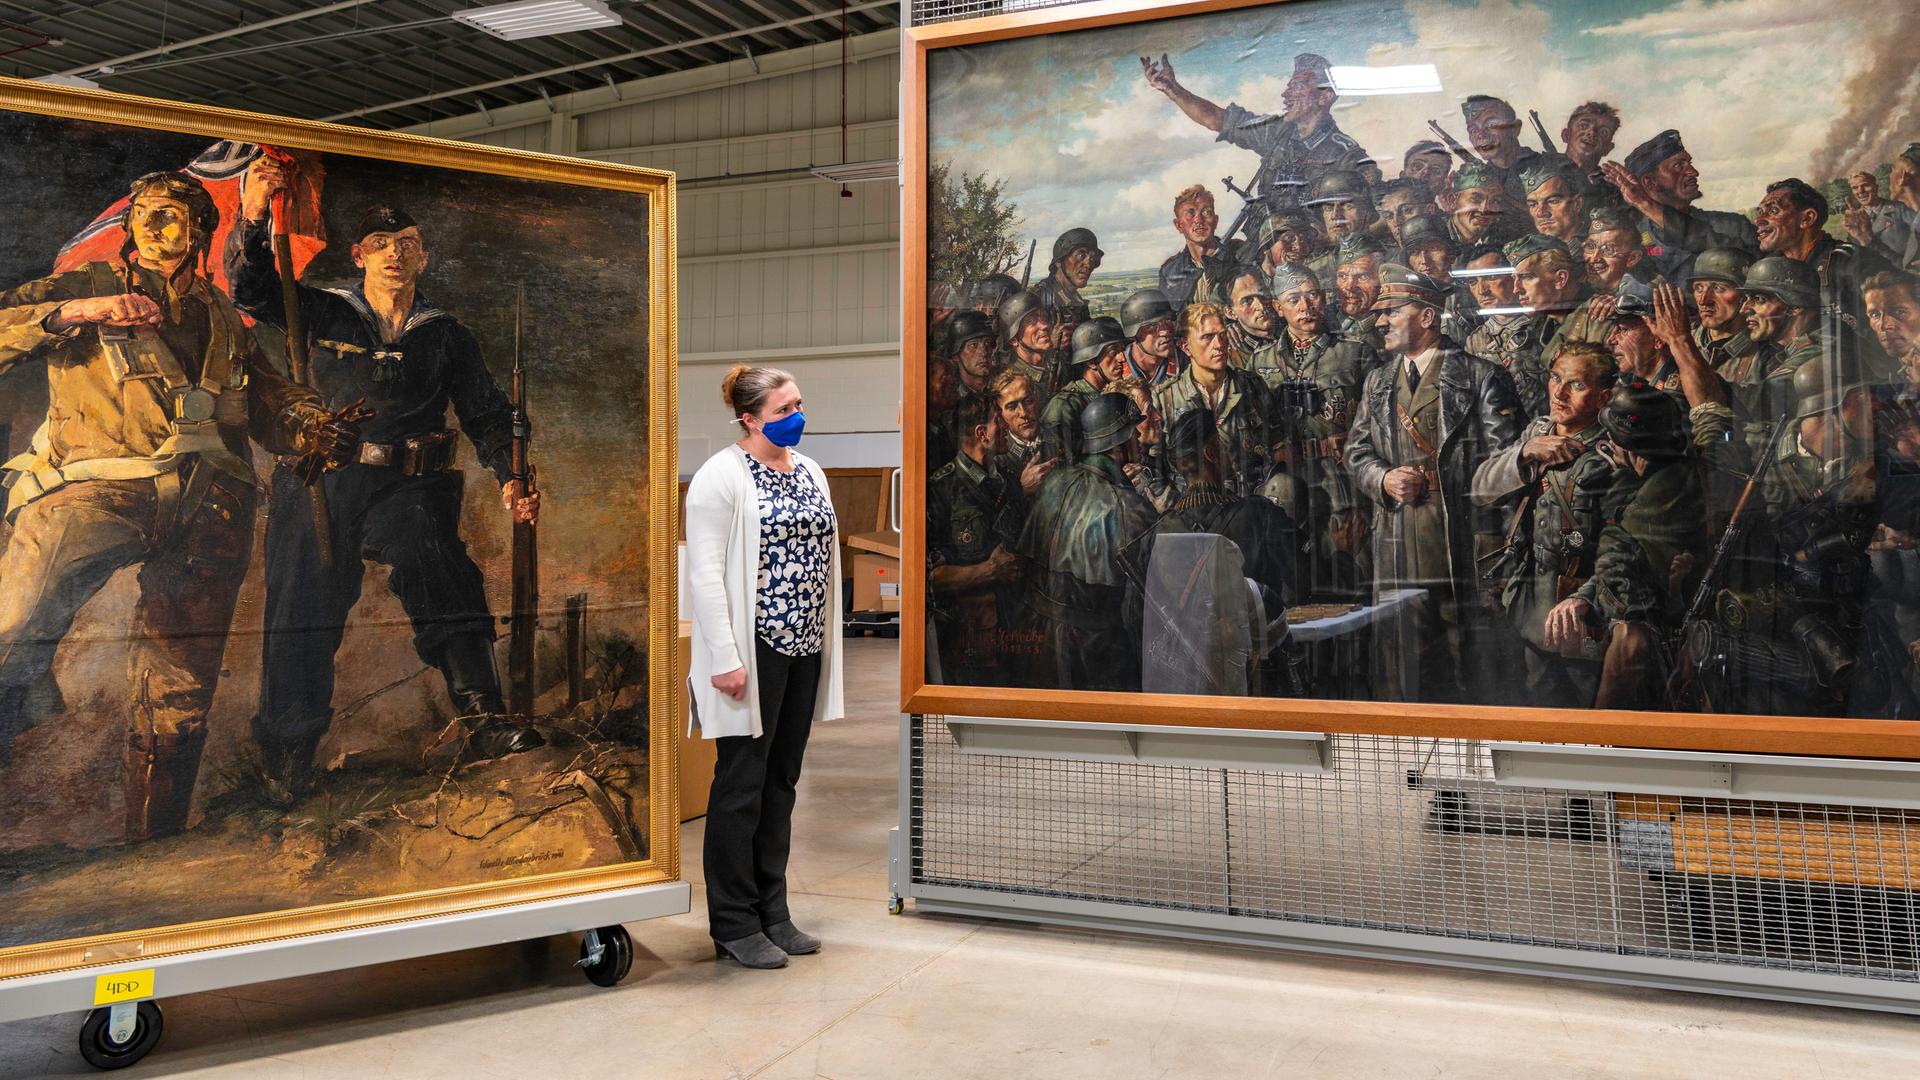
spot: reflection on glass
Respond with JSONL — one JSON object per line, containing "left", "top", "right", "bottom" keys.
{"left": 920, "top": 0, "right": 1920, "bottom": 721}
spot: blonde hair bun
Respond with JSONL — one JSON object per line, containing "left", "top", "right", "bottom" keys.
{"left": 719, "top": 364, "right": 754, "bottom": 410}
{"left": 720, "top": 364, "right": 797, "bottom": 426}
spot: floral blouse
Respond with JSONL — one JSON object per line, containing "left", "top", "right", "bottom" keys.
{"left": 748, "top": 454, "right": 836, "bottom": 656}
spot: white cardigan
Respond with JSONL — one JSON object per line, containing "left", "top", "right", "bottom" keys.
{"left": 683, "top": 445, "right": 845, "bottom": 739}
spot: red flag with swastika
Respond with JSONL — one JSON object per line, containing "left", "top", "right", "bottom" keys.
{"left": 52, "top": 141, "right": 327, "bottom": 298}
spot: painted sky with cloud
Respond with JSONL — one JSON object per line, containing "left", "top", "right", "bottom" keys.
{"left": 927, "top": 0, "right": 1912, "bottom": 273}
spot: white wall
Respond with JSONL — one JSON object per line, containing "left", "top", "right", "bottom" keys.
{"left": 406, "top": 32, "right": 904, "bottom": 477}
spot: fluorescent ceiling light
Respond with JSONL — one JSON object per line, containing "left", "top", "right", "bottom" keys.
{"left": 811, "top": 160, "right": 898, "bottom": 184}
{"left": 32, "top": 74, "right": 100, "bottom": 89}
{"left": 454, "top": 0, "right": 620, "bottom": 41}
{"left": 1330, "top": 64, "right": 1442, "bottom": 97}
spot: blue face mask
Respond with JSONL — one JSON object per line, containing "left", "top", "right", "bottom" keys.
{"left": 759, "top": 410, "right": 806, "bottom": 448}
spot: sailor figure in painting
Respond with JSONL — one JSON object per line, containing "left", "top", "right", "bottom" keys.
{"left": 0, "top": 171, "right": 359, "bottom": 838}
{"left": 232, "top": 154, "right": 544, "bottom": 806}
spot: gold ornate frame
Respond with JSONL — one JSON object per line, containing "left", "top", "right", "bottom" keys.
{"left": 0, "top": 77, "right": 680, "bottom": 980}
{"left": 899, "top": 0, "right": 1920, "bottom": 759}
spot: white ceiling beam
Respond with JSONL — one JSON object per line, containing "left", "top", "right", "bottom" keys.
{"left": 100, "top": 15, "right": 448, "bottom": 79}
{"left": 55, "top": 0, "right": 383, "bottom": 78}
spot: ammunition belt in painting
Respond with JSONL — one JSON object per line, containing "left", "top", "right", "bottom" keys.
{"left": 356, "top": 430, "right": 457, "bottom": 475}
{"left": 282, "top": 429, "right": 457, "bottom": 477}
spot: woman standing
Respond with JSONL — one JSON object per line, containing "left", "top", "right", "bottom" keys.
{"left": 685, "top": 365, "right": 845, "bottom": 969}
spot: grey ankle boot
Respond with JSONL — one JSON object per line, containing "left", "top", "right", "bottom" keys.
{"left": 714, "top": 932, "right": 788, "bottom": 969}
{"left": 763, "top": 920, "right": 820, "bottom": 955}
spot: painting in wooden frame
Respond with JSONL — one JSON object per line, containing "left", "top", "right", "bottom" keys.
{"left": 0, "top": 77, "right": 679, "bottom": 979}
{"left": 902, "top": 0, "right": 1920, "bottom": 758}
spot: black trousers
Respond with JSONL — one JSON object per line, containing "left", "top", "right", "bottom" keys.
{"left": 704, "top": 637, "right": 821, "bottom": 941}
{"left": 255, "top": 465, "right": 500, "bottom": 755}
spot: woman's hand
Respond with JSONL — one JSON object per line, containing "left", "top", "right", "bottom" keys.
{"left": 712, "top": 666, "right": 748, "bottom": 701}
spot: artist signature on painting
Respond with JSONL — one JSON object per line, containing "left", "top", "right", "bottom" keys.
{"left": 480, "top": 849, "right": 565, "bottom": 872}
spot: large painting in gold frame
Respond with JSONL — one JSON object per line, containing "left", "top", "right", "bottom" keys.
{"left": 902, "top": 0, "right": 1920, "bottom": 758}
{"left": 0, "top": 78, "right": 678, "bottom": 980}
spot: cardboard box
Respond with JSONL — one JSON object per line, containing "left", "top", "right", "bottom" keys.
{"left": 852, "top": 551, "right": 900, "bottom": 613}
{"left": 677, "top": 621, "right": 718, "bottom": 821}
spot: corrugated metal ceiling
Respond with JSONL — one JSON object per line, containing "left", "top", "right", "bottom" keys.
{"left": 0, "top": 0, "right": 900, "bottom": 129}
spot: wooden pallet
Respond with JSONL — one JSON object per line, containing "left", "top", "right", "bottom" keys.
{"left": 1618, "top": 794, "right": 1920, "bottom": 889}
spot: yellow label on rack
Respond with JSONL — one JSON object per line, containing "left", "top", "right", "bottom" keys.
{"left": 92, "top": 969, "right": 154, "bottom": 1005}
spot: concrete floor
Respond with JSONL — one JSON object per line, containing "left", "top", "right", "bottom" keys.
{"left": 7, "top": 637, "right": 1920, "bottom": 1078}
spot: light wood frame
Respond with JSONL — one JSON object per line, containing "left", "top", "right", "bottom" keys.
{"left": 0, "top": 77, "right": 680, "bottom": 979}
{"left": 898, "top": 0, "right": 1920, "bottom": 759}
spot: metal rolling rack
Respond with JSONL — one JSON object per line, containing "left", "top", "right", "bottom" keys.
{"left": 0, "top": 881, "right": 689, "bottom": 1068}
{"left": 889, "top": 717, "right": 1920, "bottom": 1013}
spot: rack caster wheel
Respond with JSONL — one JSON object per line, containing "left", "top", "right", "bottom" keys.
{"left": 888, "top": 896, "right": 904, "bottom": 916}
{"left": 577, "top": 925, "right": 634, "bottom": 987}
{"left": 79, "top": 1000, "right": 163, "bottom": 1070}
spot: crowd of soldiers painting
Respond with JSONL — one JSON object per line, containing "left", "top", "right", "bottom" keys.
{"left": 924, "top": 50, "right": 1920, "bottom": 720}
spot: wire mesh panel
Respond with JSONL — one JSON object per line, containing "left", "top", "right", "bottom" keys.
{"left": 915, "top": 723, "right": 1231, "bottom": 909}
{"left": 909, "top": 0, "right": 1085, "bottom": 24}
{"left": 912, "top": 717, "right": 1920, "bottom": 984}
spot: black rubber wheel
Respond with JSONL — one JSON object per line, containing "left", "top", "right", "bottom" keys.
{"left": 580, "top": 925, "right": 634, "bottom": 987}
{"left": 78, "top": 1001, "right": 163, "bottom": 1070}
